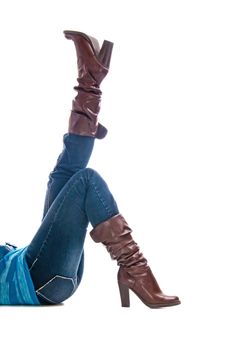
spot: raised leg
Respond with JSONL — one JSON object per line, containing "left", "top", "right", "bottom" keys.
{"left": 41, "top": 133, "right": 95, "bottom": 299}
{"left": 42, "top": 31, "right": 114, "bottom": 217}
{"left": 42, "top": 133, "right": 95, "bottom": 218}
{"left": 31, "top": 30, "right": 114, "bottom": 304}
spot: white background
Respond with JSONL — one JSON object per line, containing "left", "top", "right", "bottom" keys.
{"left": 0, "top": 0, "right": 231, "bottom": 349}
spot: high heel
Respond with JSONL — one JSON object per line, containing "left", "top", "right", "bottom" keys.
{"left": 90, "top": 214, "right": 181, "bottom": 308}
{"left": 98, "top": 40, "right": 114, "bottom": 69}
{"left": 63, "top": 30, "right": 114, "bottom": 69}
{"left": 118, "top": 281, "right": 130, "bottom": 307}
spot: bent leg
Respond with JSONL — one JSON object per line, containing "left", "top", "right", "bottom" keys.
{"left": 26, "top": 168, "right": 119, "bottom": 304}
{"left": 42, "top": 134, "right": 95, "bottom": 289}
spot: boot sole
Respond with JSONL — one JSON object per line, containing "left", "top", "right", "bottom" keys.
{"left": 130, "top": 287, "right": 181, "bottom": 308}
{"left": 119, "top": 281, "right": 181, "bottom": 308}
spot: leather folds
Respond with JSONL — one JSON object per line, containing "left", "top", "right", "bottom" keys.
{"left": 64, "top": 31, "right": 113, "bottom": 139}
{"left": 90, "top": 214, "right": 180, "bottom": 308}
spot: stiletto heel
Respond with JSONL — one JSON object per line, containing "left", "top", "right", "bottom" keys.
{"left": 118, "top": 281, "right": 130, "bottom": 307}
{"left": 98, "top": 40, "right": 114, "bottom": 69}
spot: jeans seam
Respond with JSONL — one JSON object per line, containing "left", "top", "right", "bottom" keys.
{"left": 36, "top": 275, "right": 76, "bottom": 292}
{"left": 90, "top": 180, "right": 113, "bottom": 218}
{"left": 44, "top": 178, "right": 53, "bottom": 216}
{"left": 29, "top": 258, "right": 38, "bottom": 271}
{"left": 36, "top": 291, "right": 57, "bottom": 304}
{"left": 36, "top": 275, "right": 76, "bottom": 304}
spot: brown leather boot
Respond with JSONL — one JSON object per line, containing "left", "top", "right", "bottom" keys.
{"left": 63, "top": 30, "right": 114, "bottom": 139}
{"left": 90, "top": 214, "right": 181, "bottom": 308}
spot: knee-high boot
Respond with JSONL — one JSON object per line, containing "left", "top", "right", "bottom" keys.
{"left": 64, "top": 30, "right": 113, "bottom": 139}
{"left": 90, "top": 214, "right": 180, "bottom": 308}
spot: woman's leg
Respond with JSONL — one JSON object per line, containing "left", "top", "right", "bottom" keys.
{"left": 25, "top": 31, "right": 114, "bottom": 304}
{"left": 42, "top": 133, "right": 95, "bottom": 218}
{"left": 25, "top": 168, "right": 119, "bottom": 304}
{"left": 41, "top": 134, "right": 95, "bottom": 297}
{"left": 42, "top": 29, "right": 114, "bottom": 217}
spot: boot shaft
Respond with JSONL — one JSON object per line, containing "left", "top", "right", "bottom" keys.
{"left": 90, "top": 214, "right": 147, "bottom": 268}
{"left": 90, "top": 214, "right": 180, "bottom": 308}
{"left": 64, "top": 30, "right": 113, "bottom": 139}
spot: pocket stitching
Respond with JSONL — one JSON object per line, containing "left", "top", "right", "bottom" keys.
{"left": 36, "top": 291, "right": 57, "bottom": 304}
{"left": 36, "top": 274, "right": 76, "bottom": 292}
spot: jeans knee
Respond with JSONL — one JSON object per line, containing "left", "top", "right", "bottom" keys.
{"left": 80, "top": 167, "right": 102, "bottom": 182}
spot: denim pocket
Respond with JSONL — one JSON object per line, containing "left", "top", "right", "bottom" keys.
{"left": 36, "top": 275, "right": 77, "bottom": 304}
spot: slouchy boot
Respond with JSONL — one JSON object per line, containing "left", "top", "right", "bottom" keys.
{"left": 64, "top": 30, "right": 114, "bottom": 139}
{"left": 90, "top": 214, "right": 180, "bottom": 308}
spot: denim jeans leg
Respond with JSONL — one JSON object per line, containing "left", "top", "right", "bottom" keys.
{"left": 26, "top": 167, "right": 119, "bottom": 304}
{"left": 40, "top": 133, "right": 94, "bottom": 301}
{"left": 43, "top": 133, "right": 95, "bottom": 218}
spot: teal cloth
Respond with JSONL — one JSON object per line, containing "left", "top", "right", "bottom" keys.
{"left": 0, "top": 246, "right": 40, "bottom": 305}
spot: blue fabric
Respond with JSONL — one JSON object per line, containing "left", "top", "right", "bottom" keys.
{"left": 25, "top": 134, "right": 119, "bottom": 304}
{"left": 0, "top": 134, "right": 119, "bottom": 305}
{"left": 0, "top": 246, "right": 40, "bottom": 305}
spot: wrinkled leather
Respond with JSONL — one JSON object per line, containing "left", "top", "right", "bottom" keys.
{"left": 90, "top": 214, "right": 180, "bottom": 307}
{"left": 64, "top": 31, "right": 112, "bottom": 139}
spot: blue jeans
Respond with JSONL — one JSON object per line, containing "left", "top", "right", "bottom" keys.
{"left": 25, "top": 133, "right": 119, "bottom": 304}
